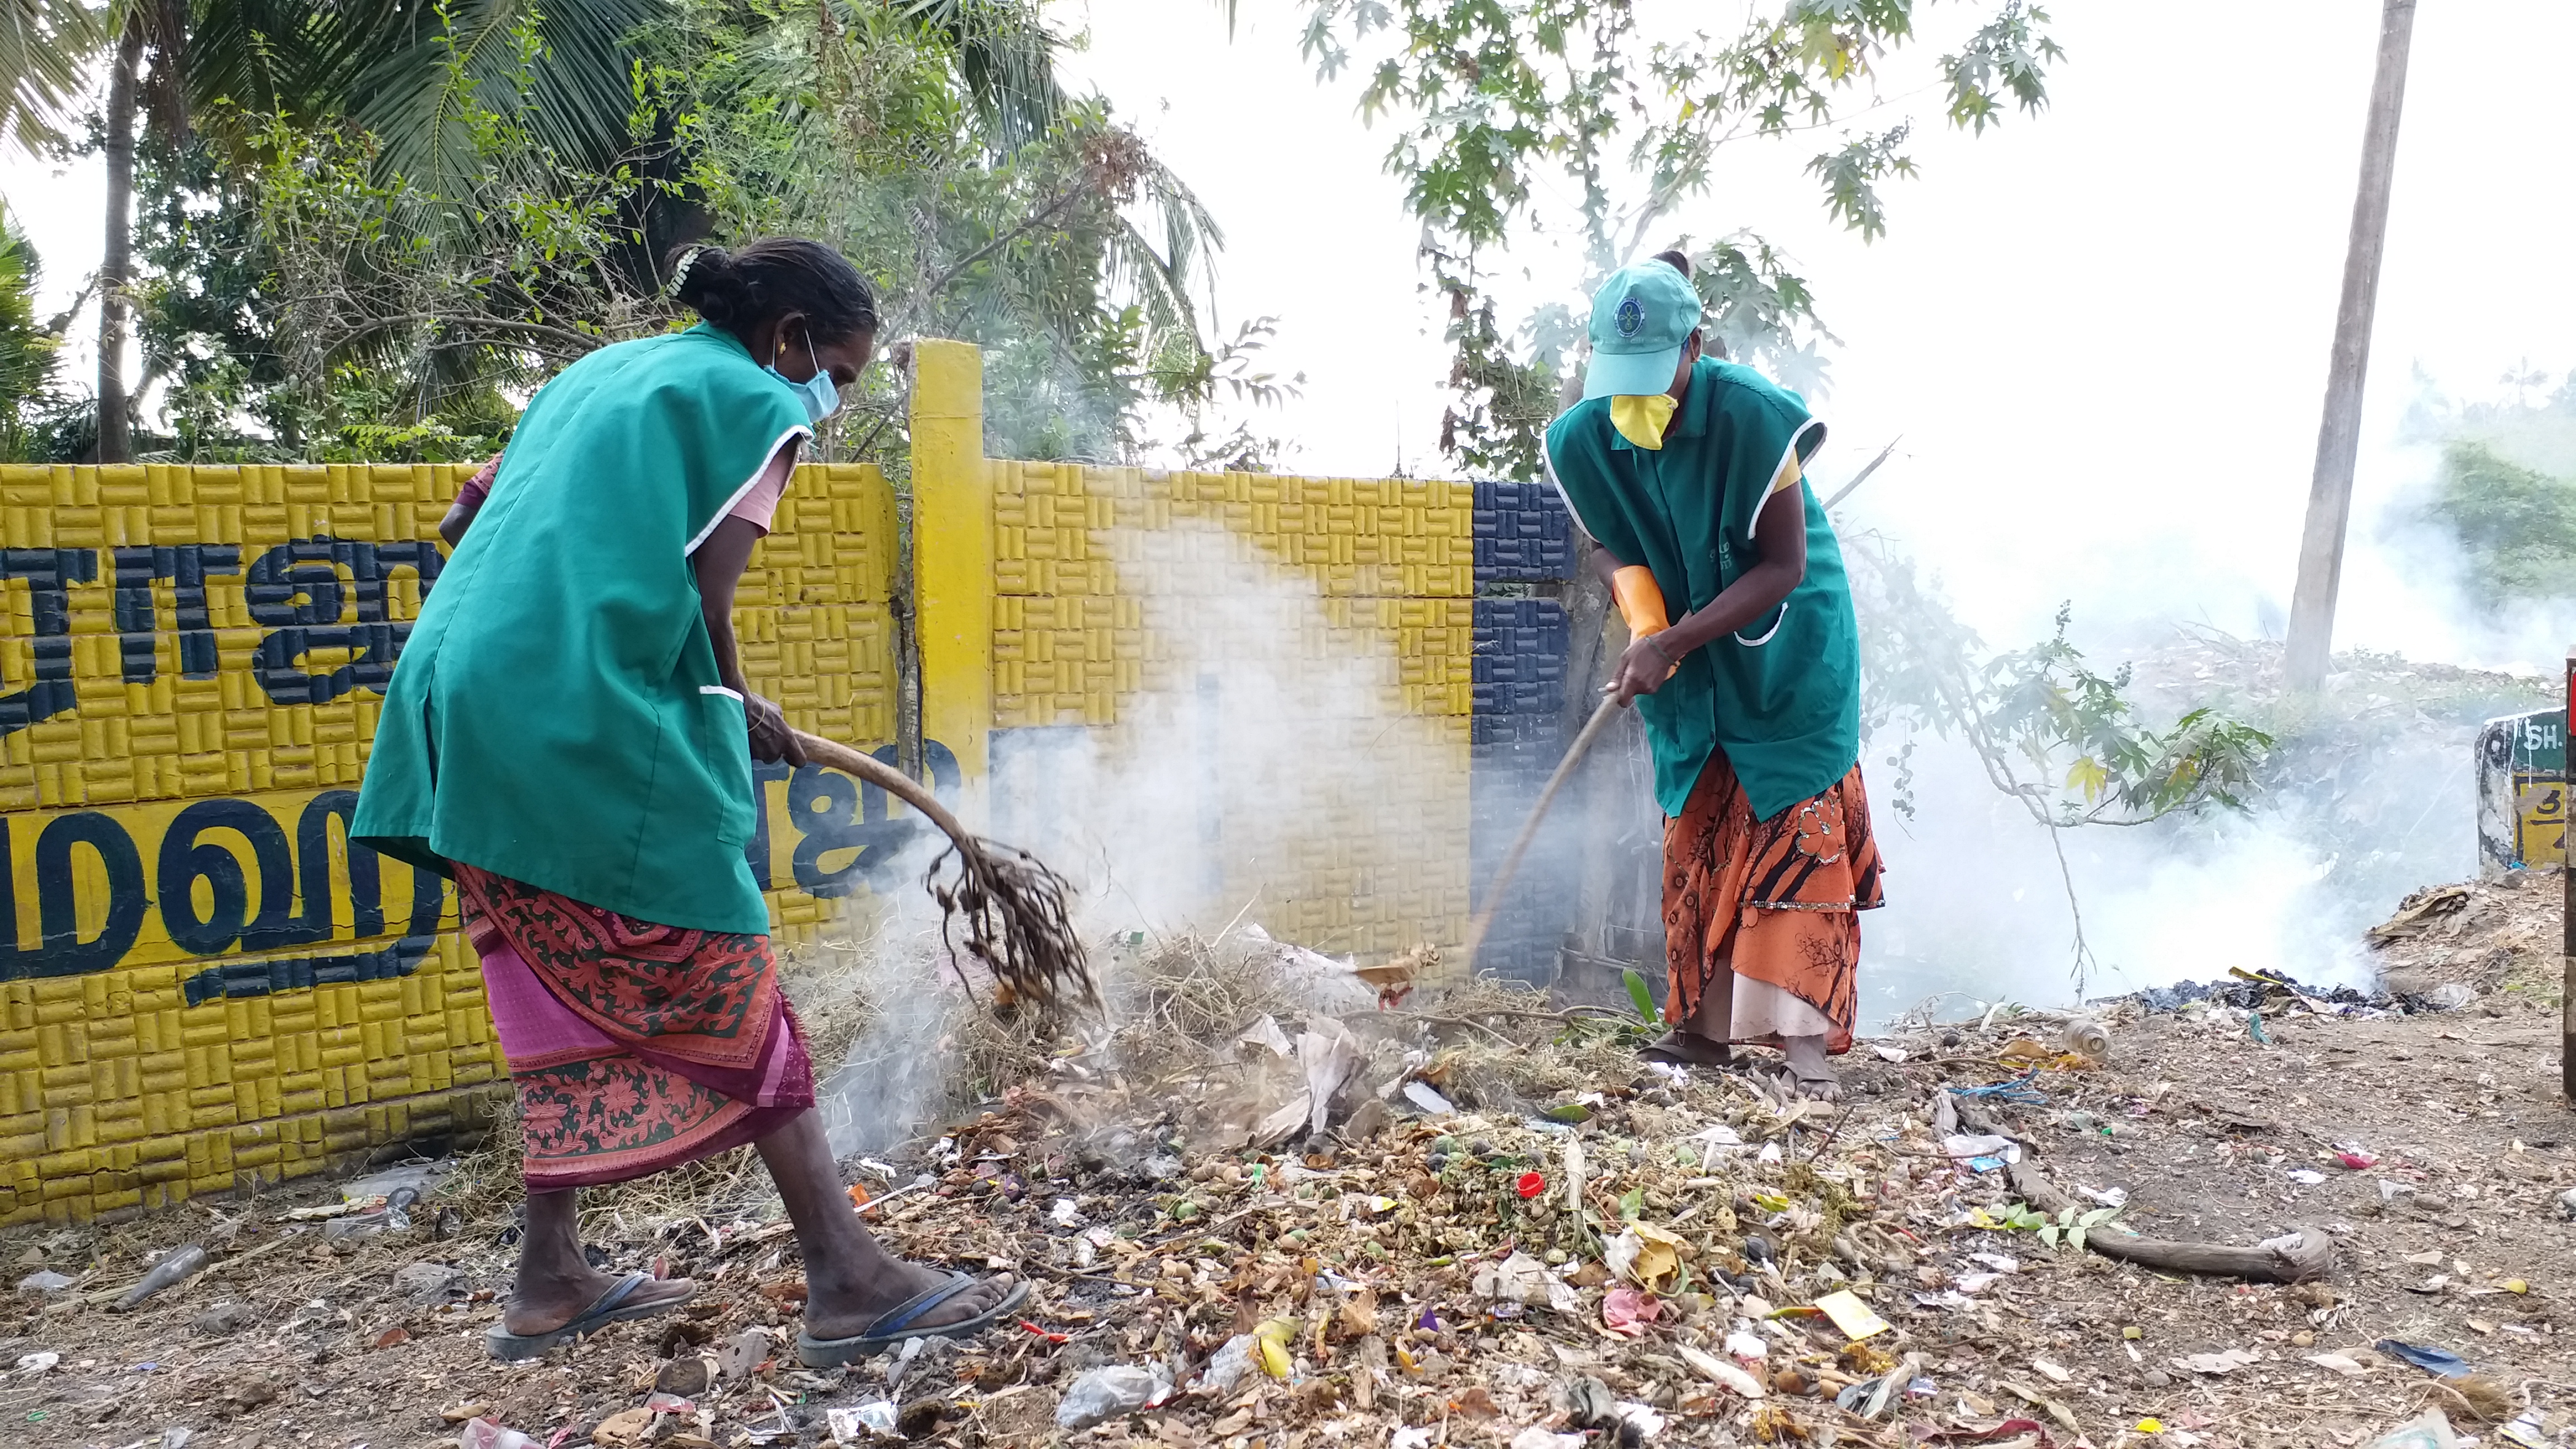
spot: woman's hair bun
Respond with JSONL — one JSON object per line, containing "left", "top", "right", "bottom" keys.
{"left": 664, "top": 238, "right": 877, "bottom": 343}
{"left": 669, "top": 244, "right": 747, "bottom": 327}
{"left": 1651, "top": 248, "right": 1693, "bottom": 278}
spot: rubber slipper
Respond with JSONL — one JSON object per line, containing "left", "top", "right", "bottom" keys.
{"left": 1767, "top": 1062, "right": 1843, "bottom": 1102}
{"left": 797, "top": 1271, "right": 1031, "bottom": 1367}
{"left": 485, "top": 1271, "right": 693, "bottom": 1362}
{"left": 1637, "top": 1030, "right": 1737, "bottom": 1069}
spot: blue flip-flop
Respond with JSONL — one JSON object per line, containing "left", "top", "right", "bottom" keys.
{"left": 796, "top": 1271, "right": 1030, "bottom": 1367}
{"left": 485, "top": 1272, "right": 694, "bottom": 1362}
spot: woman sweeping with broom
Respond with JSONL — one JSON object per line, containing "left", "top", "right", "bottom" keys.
{"left": 1542, "top": 252, "right": 1884, "bottom": 1101}
{"left": 354, "top": 239, "right": 1029, "bottom": 1364}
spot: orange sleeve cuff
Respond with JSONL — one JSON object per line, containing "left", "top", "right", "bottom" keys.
{"left": 1611, "top": 565, "right": 1669, "bottom": 637}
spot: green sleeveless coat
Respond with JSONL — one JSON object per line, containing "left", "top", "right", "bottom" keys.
{"left": 353, "top": 324, "right": 809, "bottom": 934}
{"left": 1542, "top": 358, "right": 1860, "bottom": 823}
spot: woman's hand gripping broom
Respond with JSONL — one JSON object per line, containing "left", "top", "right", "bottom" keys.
{"left": 1458, "top": 565, "right": 1675, "bottom": 974}
{"left": 792, "top": 731, "right": 1098, "bottom": 1019}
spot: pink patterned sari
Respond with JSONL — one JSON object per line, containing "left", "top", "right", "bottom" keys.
{"left": 457, "top": 864, "right": 815, "bottom": 1191}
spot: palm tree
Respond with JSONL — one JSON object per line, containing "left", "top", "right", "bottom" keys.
{"left": 0, "top": 0, "right": 100, "bottom": 154}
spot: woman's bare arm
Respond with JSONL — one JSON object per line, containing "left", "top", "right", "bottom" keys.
{"left": 691, "top": 516, "right": 807, "bottom": 766}
{"left": 1606, "top": 483, "right": 1806, "bottom": 705}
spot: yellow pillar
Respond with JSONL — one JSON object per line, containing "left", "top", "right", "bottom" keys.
{"left": 909, "top": 339, "right": 992, "bottom": 799}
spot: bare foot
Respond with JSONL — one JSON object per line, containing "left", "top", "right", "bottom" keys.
{"left": 802, "top": 1260, "right": 1019, "bottom": 1342}
{"left": 502, "top": 1265, "right": 694, "bottom": 1336}
{"left": 1639, "top": 1029, "right": 1737, "bottom": 1068}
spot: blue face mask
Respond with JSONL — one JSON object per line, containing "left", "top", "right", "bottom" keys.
{"left": 765, "top": 327, "right": 841, "bottom": 425}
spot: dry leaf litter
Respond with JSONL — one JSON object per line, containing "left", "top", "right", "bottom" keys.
{"left": 5, "top": 877, "right": 2576, "bottom": 1449}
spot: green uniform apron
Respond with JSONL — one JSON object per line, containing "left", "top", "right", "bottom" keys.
{"left": 1542, "top": 357, "right": 1861, "bottom": 822}
{"left": 353, "top": 323, "right": 809, "bottom": 934}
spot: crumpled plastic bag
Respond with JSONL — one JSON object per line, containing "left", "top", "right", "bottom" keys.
{"left": 1474, "top": 1251, "right": 1579, "bottom": 1313}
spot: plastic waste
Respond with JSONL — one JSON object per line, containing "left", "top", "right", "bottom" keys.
{"left": 2362, "top": 1408, "right": 2459, "bottom": 1449}
{"left": 1402, "top": 1080, "right": 1455, "bottom": 1116}
{"left": 826, "top": 1403, "right": 898, "bottom": 1442}
{"left": 1055, "top": 1365, "right": 1170, "bottom": 1430}
{"left": 458, "top": 1420, "right": 544, "bottom": 1449}
{"left": 1200, "top": 1334, "right": 1258, "bottom": 1393}
{"left": 2059, "top": 1017, "right": 2110, "bottom": 1062}
{"left": 2497, "top": 1413, "right": 2550, "bottom": 1449}
{"left": 2425, "top": 983, "right": 2476, "bottom": 1011}
{"left": 117, "top": 1244, "right": 209, "bottom": 1310}
{"left": 16, "top": 1269, "right": 73, "bottom": 1297}
{"left": 321, "top": 1188, "right": 418, "bottom": 1243}
{"left": 2374, "top": 1338, "right": 2472, "bottom": 1378}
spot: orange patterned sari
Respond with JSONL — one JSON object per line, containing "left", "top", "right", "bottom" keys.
{"left": 1662, "top": 753, "right": 1884, "bottom": 1054}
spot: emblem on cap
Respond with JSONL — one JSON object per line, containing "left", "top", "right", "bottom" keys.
{"left": 1615, "top": 296, "right": 1644, "bottom": 338}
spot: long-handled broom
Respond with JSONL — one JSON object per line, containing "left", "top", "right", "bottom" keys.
{"left": 792, "top": 730, "right": 1098, "bottom": 1017}
{"left": 1456, "top": 693, "right": 1623, "bottom": 974}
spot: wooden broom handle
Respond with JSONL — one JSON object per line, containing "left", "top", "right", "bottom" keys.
{"left": 790, "top": 730, "right": 978, "bottom": 851}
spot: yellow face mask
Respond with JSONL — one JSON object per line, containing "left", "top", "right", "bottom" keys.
{"left": 1609, "top": 392, "right": 1678, "bottom": 451}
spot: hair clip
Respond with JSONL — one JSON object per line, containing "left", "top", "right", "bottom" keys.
{"left": 667, "top": 246, "right": 707, "bottom": 297}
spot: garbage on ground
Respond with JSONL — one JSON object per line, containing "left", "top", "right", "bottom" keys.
{"left": 458, "top": 1420, "right": 544, "bottom": 1449}
{"left": 1677, "top": 1344, "right": 1765, "bottom": 1399}
{"left": 15, "top": 1269, "right": 73, "bottom": 1297}
{"left": 392, "top": 1259, "right": 467, "bottom": 1303}
{"left": 1055, "top": 1364, "right": 1171, "bottom": 1430}
{"left": 1401, "top": 1079, "right": 1455, "bottom": 1115}
{"left": 1813, "top": 1289, "right": 1891, "bottom": 1341}
{"left": 2374, "top": 1339, "right": 2472, "bottom": 1377}
{"left": 825, "top": 1401, "right": 899, "bottom": 1442}
{"left": 2, "top": 900, "right": 2561, "bottom": 1449}
{"left": 115, "top": 1244, "right": 209, "bottom": 1310}
{"left": 2362, "top": 1409, "right": 2460, "bottom": 1449}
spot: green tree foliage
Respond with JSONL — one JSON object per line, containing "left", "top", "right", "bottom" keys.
{"left": 2422, "top": 371, "right": 2576, "bottom": 604}
{"left": 656, "top": 0, "right": 1287, "bottom": 463}
{"left": 0, "top": 198, "right": 75, "bottom": 460}
{"left": 1292, "top": 0, "right": 2063, "bottom": 476}
{"left": 0, "top": 0, "right": 100, "bottom": 154}
{"left": 79, "top": 1, "right": 1276, "bottom": 467}
{"left": 2431, "top": 440, "right": 2576, "bottom": 603}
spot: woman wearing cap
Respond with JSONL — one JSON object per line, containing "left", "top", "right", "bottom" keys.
{"left": 354, "top": 239, "right": 1025, "bottom": 1362}
{"left": 1541, "top": 250, "right": 1883, "bottom": 1100}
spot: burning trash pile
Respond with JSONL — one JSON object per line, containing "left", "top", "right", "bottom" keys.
{"left": 3, "top": 923, "right": 2564, "bottom": 1448}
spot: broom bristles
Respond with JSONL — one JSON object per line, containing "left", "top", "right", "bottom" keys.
{"left": 790, "top": 730, "right": 1099, "bottom": 1020}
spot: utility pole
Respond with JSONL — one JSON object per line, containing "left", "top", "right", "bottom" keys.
{"left": 2283, "top": 0, "right": 2417, "bottom": 692}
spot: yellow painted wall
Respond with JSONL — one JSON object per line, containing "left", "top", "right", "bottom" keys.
{"left": 916, "top": 347, "right": 1478, "bottom": 962}
{"left": 0, "top": 459, "right": 901, "bottom": 1225}
{"left": 3, "top": 340, "right": 1480, "bottom": 1224}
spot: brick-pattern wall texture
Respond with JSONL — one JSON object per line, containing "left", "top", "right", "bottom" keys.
{"left": 0, "top": 356, "right": 1590, "bottom": 1225}
{"left": 0, "top": 460, "right": 900, "bottom": 1225}
{"left": 978, "top": 461, "right": 1578, "bottom": 977}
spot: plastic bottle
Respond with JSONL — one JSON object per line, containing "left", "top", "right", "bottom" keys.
{"left": 117, "top": 1244, "right": 209, "bottom": 1310}
{"left": 321, "top": 1187, "right": 420, "bottom": 1243}
{"left": 2059, "top": 1017, "right": 2110, "bottom": 1063}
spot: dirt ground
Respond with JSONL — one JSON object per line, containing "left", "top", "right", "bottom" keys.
{"left": 3, "top": 876, "right": 2573, "bottom": 1449}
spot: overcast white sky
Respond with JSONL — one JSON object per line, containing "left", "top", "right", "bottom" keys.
{"left": 1055, "top": 0, "right": 2576, "bottom": 667}
{"left": 8, "top": 1, "right": 2573, "bottom": 665}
